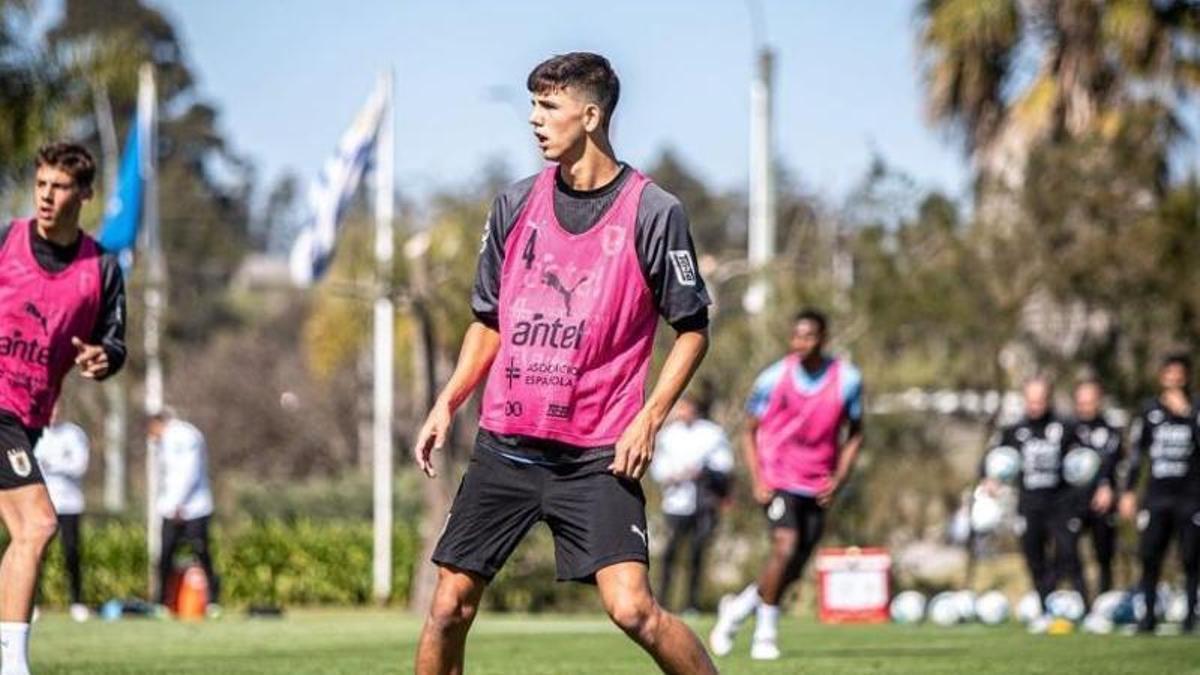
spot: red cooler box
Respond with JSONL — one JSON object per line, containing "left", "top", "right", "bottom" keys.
{"left": 815, "top": 547, "right": 891, "bottom": 624}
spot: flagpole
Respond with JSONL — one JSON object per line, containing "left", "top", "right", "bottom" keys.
{"left": 138, "top": 62, "right": 165, "bottom": 599}
{"left": 371, "top": 70, "right": 395, "bottom": 604}
{"left": 92, "top": 81, "right": 129, "bottom": 513}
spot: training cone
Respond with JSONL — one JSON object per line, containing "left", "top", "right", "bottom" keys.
{"left": 175, "top": 565, "right": 209, "bottom": 621}
{"left": 1047, "top": 618, "right": 1075, "bottom": 635}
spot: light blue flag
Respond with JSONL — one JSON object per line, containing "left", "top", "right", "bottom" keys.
{"left": 96, "top": 119, "right": 143, "bottom": 265}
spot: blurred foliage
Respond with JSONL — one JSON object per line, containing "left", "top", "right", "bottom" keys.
{"left": 34, "top": 518, "right": 418, "bottom": 608}
{"left": 918, "top": 0, "right": 1200, "bottom": 175}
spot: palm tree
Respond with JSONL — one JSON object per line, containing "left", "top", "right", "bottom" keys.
{"left": 0, "top": 0, "right": 60, "bottom": 193}
{"left": 918, "top": 0, "right": 1200, "bottom": 189}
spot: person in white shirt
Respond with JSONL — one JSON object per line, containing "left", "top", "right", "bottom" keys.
{"left": 649, "top": 394, "right": 734, "bottom": 613}
{"left": 147, "top": 411, "right": 218, "bottom": 612}
{"left": 32, "top": 412, "right": 89, "bottom": 622}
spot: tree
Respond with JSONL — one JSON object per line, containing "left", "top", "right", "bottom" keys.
{"left": 647, "top": 148, "right": 738, "bottom": 255}
{"left": 918, "top": 0, "right": 1200, "bottom": 188}
{"left": 46, "top": 0, "right": 254, "bottom": 342}
{"left": 0, "top": 0, "right": 60, "bottom": 195}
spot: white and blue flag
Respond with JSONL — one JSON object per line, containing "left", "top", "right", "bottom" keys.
{"left": 289, "top": 79, "right": 388, "bottom": 286}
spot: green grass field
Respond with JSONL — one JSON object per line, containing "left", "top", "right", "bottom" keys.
{"left": 26, "top": 610, "right": 1200, "bottom": 674}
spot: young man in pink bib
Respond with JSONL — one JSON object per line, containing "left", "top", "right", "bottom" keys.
{"left": 0, "top": 143, "right": 126, "bottom": 675}
{"left": 710, "top": 310, "right": 864, "bottom": 660}
{"left": 412, "top": 53, "right": 717, "bottom": 674}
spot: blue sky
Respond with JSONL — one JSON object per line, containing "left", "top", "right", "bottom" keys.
{"left": 60, "top": 1, "right": 973, "bottom": 202}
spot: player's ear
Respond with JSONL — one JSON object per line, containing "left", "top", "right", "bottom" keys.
{"left": 583, "top": 103, "right": 604, "bottom": 134}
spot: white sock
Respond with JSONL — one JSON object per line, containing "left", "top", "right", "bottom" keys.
{"left": 754, "top": 604, "right": 780, "bottom": 642}
{"left": 0, "top": 622, "right": 30, "bottom": 675}
{"left": 724, "top": 583, "right": 762, "bottom": 623}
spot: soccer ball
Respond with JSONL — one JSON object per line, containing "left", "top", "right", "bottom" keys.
{"left": 1045, "top": 590, "right": 1086, "bottom": 622}
{"left": 984, "top": 446, "right": 1021, "bottom": 483}
{"left": 970, "top": 488, "right": 1005, "bottom": 534}
{"left": 890, "top": 591, "right": 927, "bottom": 624}
{"left": 1016, "top": 591, "right": 1043, "bottom": 624}
{"left": 928, "top": 592, "right": 961, "bottom": 626}
{"left": 975, "top": 591, "right": 1010, "bottom": 625}
{"left": 952, "top": 591, "right": 977, "bottom": 623}
{"left": 1081, "top": 613, "right": 1113, "bottom": 634}
{"left": 1165, "top": 588, "right": 1189, "bottom": 624}
{"left": 1062, "top": 447, "right": 1101, "bottom": 486}
{"left": 1111, "top": 592, "right": 1140, "bottom": 625}
{"left": 1091, "top": 590, "right": 1125, "bottom": 621}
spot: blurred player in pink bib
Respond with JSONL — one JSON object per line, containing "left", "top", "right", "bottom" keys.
{"left": 710, "top": 309, "right": 864, "bottom": 660}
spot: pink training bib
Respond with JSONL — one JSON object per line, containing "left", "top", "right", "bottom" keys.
{"left": 755, "top": 356, "right": 846, "bottom": 493}
{"left": 0, "top": 219, "right": 102, "bottom": 428}
{"left": 479, "top": 166, "right": 658, "bottom": 447}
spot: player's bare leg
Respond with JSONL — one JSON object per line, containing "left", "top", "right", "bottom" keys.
{"left": 0, "top": 485, "right": 59, "bottom": 621}
{"left": 0, "top": 484, "right": 58, "bottom": 675}
{"left": 596, "top": 561, "right": 717, "bottom": 674}
{"left": 415, "top": 566, "right": 487, "bottom": 675}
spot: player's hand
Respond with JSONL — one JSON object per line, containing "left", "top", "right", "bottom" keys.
{"left": 1118, "top": 492, "right": 1138, "bottom": 522}
{"left": 1163, "top": 388, "right": 1191, "bottom": 416}
{"left": 611, "top": 411, "right": 658, "bottom": 480}
{"left": 752, "top": 480, "right": 774, "bottom": 505}
{"left": 980, "top": 477, "right": 1001, "bottom": 497}
{"left": 413, "top": 402, "right": 452, "bottom": 478}
{"left": 71, "top": 337, "right": 109, "bottom": 379}
{"left": 816, "top": 477, "right": 840, "bottom": 508}
{"left": 1091, "top": 484, "right": 1114, "bottom": 513}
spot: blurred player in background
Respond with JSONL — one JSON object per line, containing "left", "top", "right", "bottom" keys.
{"left": 1120, "top": 354, "right": 1199, "bottom": 634}
{"left": 710, "top": 309, "right": 864, "bottom": 660}
{"left": 33, "top": 407, "right": 91, "bottom": 622}
{"left": 1064, "top": 379, "right": 1122, "bottom": 596}
{"left": 149, "top": 411, "right": 220, "bottom": 618}
{"left": 649, "top": 392, "right": 733, "bottom": 614}
{"left": 983, "top": 378, "right": 1086, "bottom": 629}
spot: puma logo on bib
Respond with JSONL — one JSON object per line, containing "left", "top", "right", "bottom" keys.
{"left": 542, "top": 271, "right": 587, "bottom": 317}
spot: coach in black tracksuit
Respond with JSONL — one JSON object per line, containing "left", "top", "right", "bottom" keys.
{"left": 1065, "top": 379, "right": 1123, "bottom": 596}
{"left": 988, "top": 377, "right": 1086, "bottom": 610}
{"left": 1120, "top": 355, "right": 1200, "bottom": 633}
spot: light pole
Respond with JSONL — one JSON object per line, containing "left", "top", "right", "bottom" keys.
{"left": 744, "top": 0, "right": 776, "bottom": 315}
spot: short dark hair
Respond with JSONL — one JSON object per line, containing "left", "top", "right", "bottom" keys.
{"left": 1163, "top": 352, "right": 1192, "bottom": 374}
{"left": 794, "top": 309, "right": 828, "bottom": 335}
{"left": 527, "top": 52, "right": 620, "bottom": 128}
{"left": 36, "top": 142, "right": 96, "bottom": 189}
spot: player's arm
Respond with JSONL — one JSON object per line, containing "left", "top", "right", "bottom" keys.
{"left": 741, "top": 415, "right": 771, "bottom": 504}
{"left": 412, "top": 189, "right": 524, "bottom": 478}
{"left": 742, "top": 364, "right": 779, "bottom": 504}
{"left": 1119, "top": 412, "right": 1150, "bottom": 520}
{"left": 818, "top": 376, "right": 865, "bottom": 507}
{"left": 412, "top": 322, "right": 501, "bottom": 478}
{"left": 611, "top": 327, "right": 708, "bottom": 480}
{"left": 76, "top": 253, "right": 127, "bottom": 380}
{"left": 1091, "top": 423, "right": 1122, "bottom": 512}
{"left": 611, "top": 188, "right": 712, "bottom": 480}
{"left": 818, "top": 418, "right": 863, "bottom": 508}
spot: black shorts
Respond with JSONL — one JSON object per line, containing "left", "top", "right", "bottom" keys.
{"left": 0, "top": 413, "right": 43, "bottom": 490}
{"left": 432, "top": 439, "right": 648, "bottom": 583}
{"left": 764, "top": 491, "right": 825, "bottom": 532}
